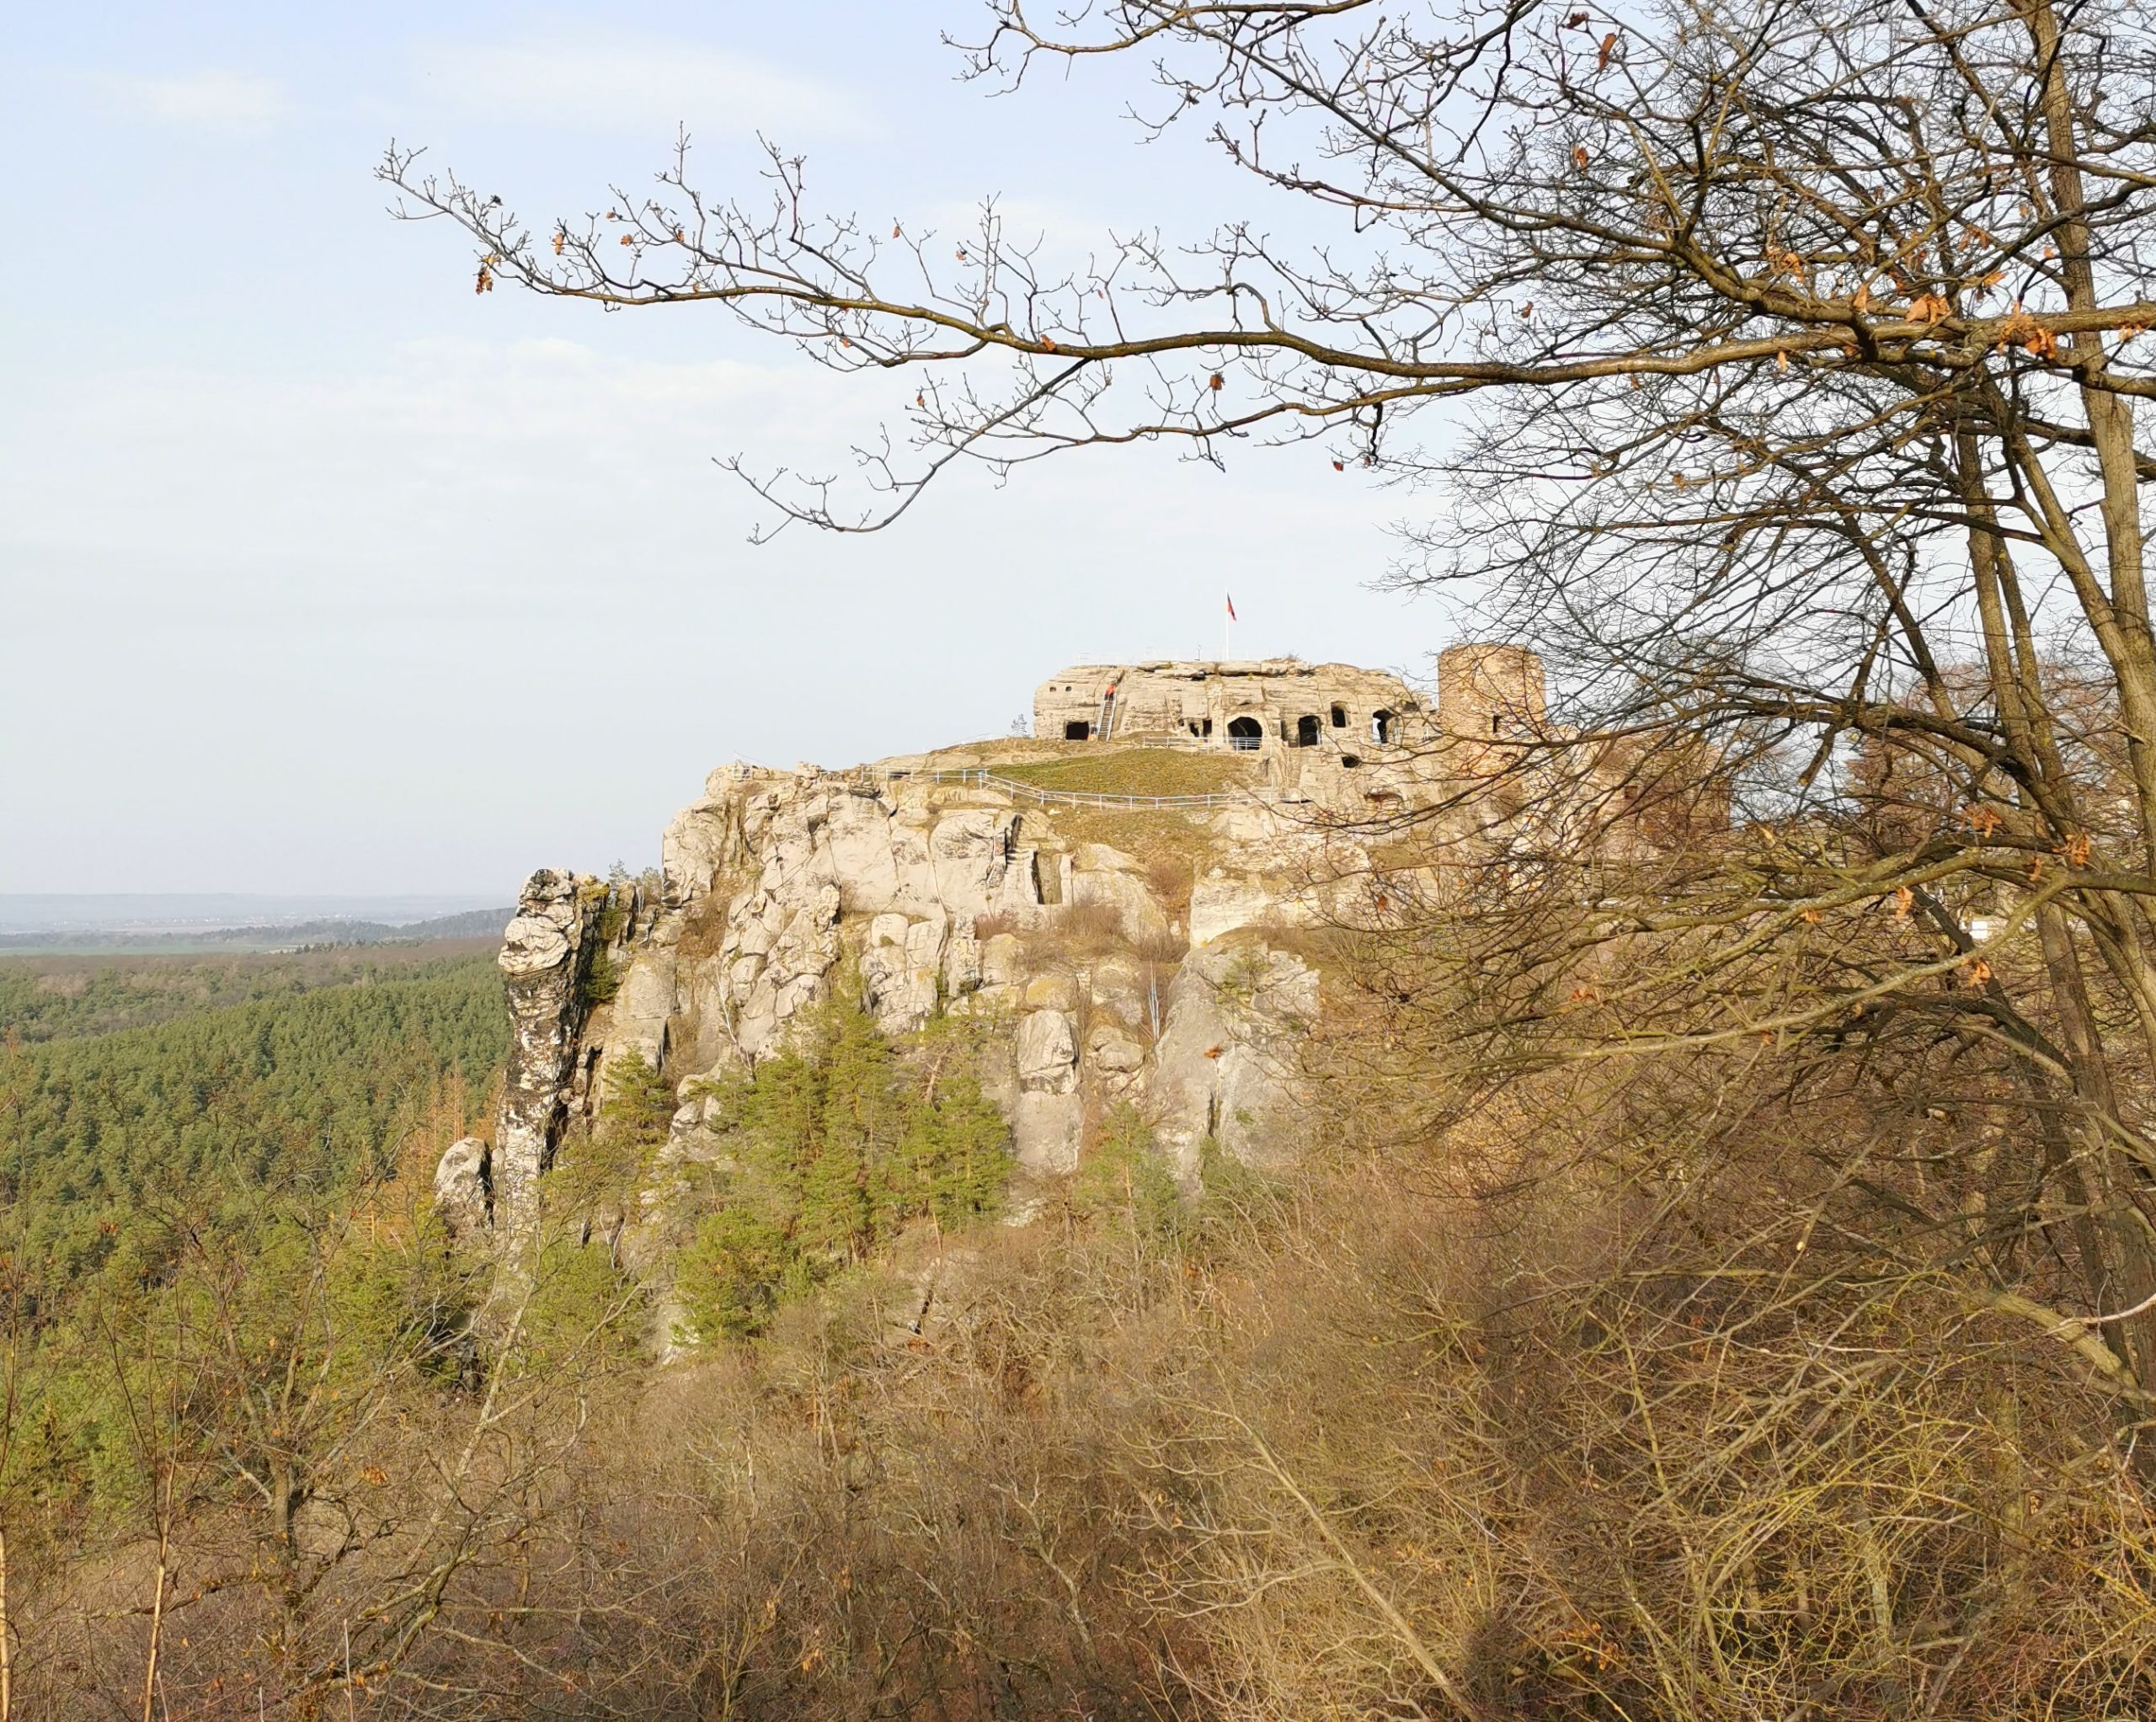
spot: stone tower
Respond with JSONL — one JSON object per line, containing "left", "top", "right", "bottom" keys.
{"left": 1437, "top": 643, "right": 1546, "bottom": 738}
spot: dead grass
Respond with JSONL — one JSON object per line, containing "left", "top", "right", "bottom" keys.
{"left": 675, "top": 867, "right": 754, "bottom": 964}
{"left": 1037, "top": 900, "right": 1130, "bottom": 958}
{"left": 973, "top": 911, "right": 1021, "bottom": 943}
{"left": 1054, "top": 808, "right": 1223, "bottom": 900}
{"left": 978, "top": 902, "right": 1186, "bottom": 968}
{"left": 996, "top": 748, "right": 1257, "bottom": 798}
{"left": 1145, "top": 850, "right": 1198, "bottom": 914}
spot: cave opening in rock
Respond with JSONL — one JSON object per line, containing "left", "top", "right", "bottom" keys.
{"left": 1064, "top": 721, "right": 1091, "bottom": 740}
{"left": 1228, "top": 716, "right": 1263, "bottom": 751}
{"left": 1295, "top": 714, "right": 1321, "bottom": 747}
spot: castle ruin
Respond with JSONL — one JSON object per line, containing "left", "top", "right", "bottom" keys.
{"left": 1032, "top": 644, "right": 1546, "bottom": 757}
{"left": 469, "top": 636, "right": 1720, "bottom": 1245}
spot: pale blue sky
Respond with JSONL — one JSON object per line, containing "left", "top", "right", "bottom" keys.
{"left": 2, "top": 3, "right": 1453, "bottom": 895}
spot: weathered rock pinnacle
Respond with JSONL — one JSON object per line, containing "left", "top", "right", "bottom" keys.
{"left": 493, "top": 868, "right": 600, "bottom": 1228}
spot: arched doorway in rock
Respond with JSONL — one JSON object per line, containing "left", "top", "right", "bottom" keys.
{"left": 1228, "top": 716, "right": 1264, "bottom": 751}
{"left": 1064, "top": 721, "right": 1091, "bottom": 740}
{"left": 1371, "top": 709, "right": 1395, "bottom": 744}
{"left": 1295, "top": 714, "right": 1321, "bottom": 747}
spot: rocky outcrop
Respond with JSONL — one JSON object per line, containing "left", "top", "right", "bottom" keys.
{"left": 1189, "top": 870, "right": 1283, "bottom": 946}
{"left": 458, "top": 642, "right": 1719, "bottom": 1252}
{"left": 1016, "top": 1009, "right": 1079, "bottom": 1093}
{"left": 434, "top": 1136, "right": 493, "bottom": 1237}
{"left": 605, "top": 947, "right": 677, "bottom": 1074}
{"left": 1151, "top": 940, "right": 1319, "bottom": 1180}
{"left": 483, "top": 754, "right": 1359, "bottom": 1241}
{"left": 494, "top": 869, "right": 603, "bottom": 1225}
{"left": 657, "top": 775, "right": 1054, "bottom": 1075}
{"left": 1068, "top": 845, "right": 1174, "bottom": 946}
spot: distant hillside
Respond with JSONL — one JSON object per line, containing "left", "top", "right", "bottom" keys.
{"left": 0, "top": 905, "right": 515, "bottom": 953}
{"left": 226, "top": 905, "right": 515, "bottom": 946}
{"left": 0, "top": 941, "right": 505, "bottom": 1045}
{"left": 0, "top": 947, "right": 508, "bottom": 1293}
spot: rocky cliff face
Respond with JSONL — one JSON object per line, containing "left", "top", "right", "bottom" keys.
{"left": 467, "top": 749, "right": 1385, "bottom": 1242}
{"left": 451, "top": 637, "right": 1716, "bottom": 1254}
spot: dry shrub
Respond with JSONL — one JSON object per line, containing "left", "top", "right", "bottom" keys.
{"left": 1105, "top": 938, "right": 2156, "bottom": 1722}
{"left": 29, "top": 1098, "right": 2156, "bottom": 1719}
{"left": 1144, "top": 849, "right": 1198, "bottom": 916}
{"left": 520, "top": 1259, "right": 1189, "bottom": 1722}
{"left": 1120, "top": 1133, "right": 2156, "bottom": 1721}
{"left": 14, "top": 1237, "right": 1187, "bottom": 1720}
{"left": 25, "top": 936, "right": 2156, "bottom": 1719}
{"left": 1006, "top": 900, "right": 1135, "bottom": 965}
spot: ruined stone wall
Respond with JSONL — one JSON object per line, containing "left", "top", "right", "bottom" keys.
{"left": 1033, "top": 659, "right": 1432, "bottom": 752}
{"left": 1436, "top": 643, "right": 1547, "bottom": 739}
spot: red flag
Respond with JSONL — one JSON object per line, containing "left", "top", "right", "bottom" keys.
{"left": 1225, "top": 593, "right": 1238, "bottom": 621}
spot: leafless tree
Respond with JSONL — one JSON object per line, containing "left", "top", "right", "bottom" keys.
{"left": 384, "top": 0, "right": 2156, "bottom": 1434}
{"left": 364, "top": 4, "right": 2156, "bottom": 1712}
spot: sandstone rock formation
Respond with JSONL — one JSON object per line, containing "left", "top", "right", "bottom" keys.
{"left": 479, "top": 756, "right": 1342, "bottom": 1238}
{"left": 470, "top": 645, "right": 1711, "bottom": 1244}
{"left": 1150, "top": 941, "right": 1320, "bottom": 1177}
{"left": 434, "top": 1136, "right": 493, "bottom": 1237}
{"left": 493, "top": 869, "right": 602, "bottom": 1225}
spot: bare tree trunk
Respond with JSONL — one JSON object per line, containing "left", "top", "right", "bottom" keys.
{"left": 1961, "top": 402, "right": 2156, "bottom": 1405}
{"left": 141, "top": 1511, "right": 169, "bottom": 1722}
{"left": 1, "top": 1523, "right": 12, "bottom": 1722}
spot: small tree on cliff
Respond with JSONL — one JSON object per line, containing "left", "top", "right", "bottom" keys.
{"left": 388, "top": 5, "right": 2156, "bottom": 1425}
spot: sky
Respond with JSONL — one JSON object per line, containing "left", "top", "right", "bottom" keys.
{"left": 1, "top": 2, "right": 1462, "bottom": 898}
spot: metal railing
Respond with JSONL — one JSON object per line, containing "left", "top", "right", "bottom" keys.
{"left": 877, "top": 765, "right": 1247, "bottom": 810}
